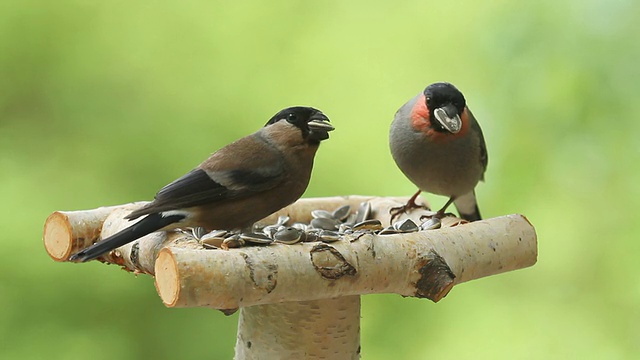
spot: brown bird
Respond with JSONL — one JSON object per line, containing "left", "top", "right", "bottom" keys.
{"left": 70, "top": 106, "right": 334, "bottom": 262}
{"left": 389, "top": 82, "right": 487, "bottom": 221}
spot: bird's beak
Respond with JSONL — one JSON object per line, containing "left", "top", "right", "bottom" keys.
{"left": 307, "top": 113, "right": 335, "bottom": 141}
{"left": 433, "top": 104, "right": 462, "bottom": 134}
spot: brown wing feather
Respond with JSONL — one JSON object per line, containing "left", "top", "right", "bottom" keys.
{"left": 126, "top": 132, "right": 286, "bottom": 219}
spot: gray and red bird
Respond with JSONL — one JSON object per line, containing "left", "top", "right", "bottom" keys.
{"left": 389, "top": 82, "right": 488, "bottom": 221}
{"left": 71, "top": 106, "right": 334, "bottom": 262}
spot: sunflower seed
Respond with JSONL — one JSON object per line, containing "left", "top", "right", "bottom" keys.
{"left": 263, "top": 225, "right": 279, "bottom": 238}
{"left": 302, "top": 229, "right": 322, "bottom": 242}
{"left": 240, "top": 232, "right": 274, "bottom": 244}
{"left": 201, "top": 236, "right": 225, "bottom": 248}
{"left": 420, "top": 217, "right": 442, "bottom": 230}
{"left": 352, "top": 219, "right": 383, "bottom": 231}
{"left": 393, "top": 218, "right": 419, "bottom": 233}
{"left": 310, "top": 217, "right": 340, "bottom": 230}
{"left": 291, "top": 222, "right": 308, "bottom": 231}
{"left": 332, "top": 205, "right": 352, "bottom": 221}
{"left": 338, "top": 223, "right": 351, "bottom": 234}
{"left": 319, "top": 230, "right": 341, "bottom": 242}
{"left": 343, "top": 213, "right": 358, "bottom": 226}
{"left": 302, "top": 231, "right": 321, "bottom": 242}
{"left": 311, "top": 209, "right": 334, "bottom": 219}
{"left": 378, "top": 226, "right": 399, "bottom": 235}
{"left": 274, "top": 227, "right": 303, "bottom": 244}
{"left": 276, "top": 215, "right": 290, "bottom": 226}
{"left": 190, "top": 227, "right": 209, "bottom": 239}
{"left": 221, "top": 235, "right": 245, "bottom": 249}
{"left": 355, "top": 202, "right": 371, "bottom": 223}
{"left": 206, "top": 229, "right": 229, "bottom": 238}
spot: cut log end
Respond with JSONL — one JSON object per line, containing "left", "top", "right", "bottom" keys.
{"left": 43, "top": 212, "right": 73, "bottom": 261}
{"left": 414, "top": 249, "right": 456, "bottom": 302}
{"left": 42, "top": 204, "right": 137, "bottom": 262}
{"left": 155, "top": 249, "right": 181, "bottom": 307}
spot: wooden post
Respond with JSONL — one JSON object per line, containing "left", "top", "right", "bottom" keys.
{"left": 235, "top": 297, "right": 361, "bottom": 360}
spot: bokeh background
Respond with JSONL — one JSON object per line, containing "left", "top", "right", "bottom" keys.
{"left": 2, "top": 0, "right": 639, "bottom": 359}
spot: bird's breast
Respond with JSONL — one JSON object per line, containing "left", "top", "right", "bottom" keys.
{"left": 391, "top": 126, "right": 484, "bottom": 197}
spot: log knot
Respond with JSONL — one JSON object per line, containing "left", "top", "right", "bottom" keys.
{"left": 241, "top": 252, "right": 278, "bottom": 293}
{"left": 310, "top": 244, "right": 357, "bottom": 280}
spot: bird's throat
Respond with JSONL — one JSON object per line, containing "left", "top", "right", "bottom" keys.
{"left": 410, "top": 94, "right": 432, "bottom": 133}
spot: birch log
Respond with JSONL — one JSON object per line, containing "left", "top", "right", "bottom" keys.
{"left": 43, "top": 196, "right": 414, "bottom": 270}
{"left": 43, "top": 203, "right": 145, "bottom": 262}
{"left": 235, "top": 296, "right": 361, "bottom": 360}
{"left": 154, "top": 214, "right": 535, "bottom": 308}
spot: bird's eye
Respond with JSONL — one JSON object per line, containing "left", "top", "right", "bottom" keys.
{"left": 286, "top": 113, "right": 298, "bottom": 122}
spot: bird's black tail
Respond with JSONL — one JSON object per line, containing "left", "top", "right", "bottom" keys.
{"left": 69, "top": 212, "right": 184, "bottom": 262}
{"left": 453, "top": 191, "right": 482, "bottom": 222}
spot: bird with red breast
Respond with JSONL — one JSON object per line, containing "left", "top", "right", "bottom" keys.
{"left": 389, "top": 82, "right": 488, "bottom": 221}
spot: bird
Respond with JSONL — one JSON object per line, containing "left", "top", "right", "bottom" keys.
{"left": 389, "top": 82, "right": 488, "bottom": 222}
{"left": 70, "top": 106, "right": 335, "bottom": 262}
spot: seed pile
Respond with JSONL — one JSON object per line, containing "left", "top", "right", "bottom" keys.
{"left": 198, "top": 201, "right": 442, "bottom": 249}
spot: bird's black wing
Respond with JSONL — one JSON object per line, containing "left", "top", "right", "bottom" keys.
{"left": 155, "top": 168, "right": 231, "bottom": 206}
{"left": 467, "top": 109, "right": 488, "bottom": 179}
{"left": 126, "top": 164, "right": 285, "bottom": 219}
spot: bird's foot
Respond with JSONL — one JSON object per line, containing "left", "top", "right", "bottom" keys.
{"left": 389, "top": 199, "right": 429, "bottom": 223}
{"left": 418, "top": 211, "right": 456, "bottom": 222}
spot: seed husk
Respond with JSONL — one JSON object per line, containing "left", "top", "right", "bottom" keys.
{"left": 221, "top": 236, "right": 245, "bottom": 249}
{"left": 332, "top": 205, "right": 352, "bottom": 221}
{"left": 205, "top": 229, "right": 229, "bottom": 238}
{"left": 240, "top": 232, "right": 274, "bottom": 244}
{"left": 262, "top": 225, "right": 280, "bottom": 238}
{"left": 274, "top": 227, "right": 303, "bottom": 244}
{"left": 352, "top": 219, "right": 383, "bottom": 231}
{"left": 319, "top": 230, "right": 341, "bottom": 242}
{"left": 343, "top": 213, "right": 358, "bottom": 226}
{"left": 378, "top": 226, "right": 399, "bottom": 235}
{"left": 420, "top": 217, "right": 442, "bottom": 230}
{"left": 190, "top": 227, "right": 209, "bottom": 239}
{"left": 310, "top": 217, "right": 340, "bottom": 230}
{"left": 291, "top": 222, "right": 308, "bottom": 231}
{"left": 355, "top": 202, "right": 371, "bottom": 223}
{"left": 276, "top": 215, "right": 290, "bottom": 226}
{"left": 338, "top": 223, "right": 351, "bottom": 234}
{"left": 302, "top": 229, "right": 322, "bottom": 242}
{"left": 201, "top": 237, "right": 225, "bottom": 248}
{"left": 393, "top": 218, "right": 419, "bottom": 233}
{"left": 311, "top": 209, "right": 335, "bottom": 219}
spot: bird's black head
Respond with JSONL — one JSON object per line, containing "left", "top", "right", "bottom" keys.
{"left": 423, "top": 82, "right": 466, "bottom": 134}
{"left": 265, "top": 106, "right": 334, "bottom": 143}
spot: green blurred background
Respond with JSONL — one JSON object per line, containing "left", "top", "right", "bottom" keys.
{"left": 2, "top": 0, "right": 639, "bottom": 358}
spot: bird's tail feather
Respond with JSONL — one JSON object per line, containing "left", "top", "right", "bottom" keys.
{"left": 69, "top": 212, "right": 184, "bottom": 262}
{"left": 453, "top": 191, "right": 482, "bottom": 222}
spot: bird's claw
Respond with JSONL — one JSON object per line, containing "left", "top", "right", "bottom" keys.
{"left": 389, "top": 201, "right": 429, "bottom": 223}
{"left": 419, "top": 211, "right": 455, "bottom": 222}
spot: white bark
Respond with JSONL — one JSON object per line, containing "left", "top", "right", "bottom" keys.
{"left": 43, "top": 203, "right": 144, "bottom": 261}
{"left": 153, "top": 214, "right": 535, "bottom": 308}
{"left": 43, "top": 196, "right": 411, "bottom": 270}
{"left": 234, "top": 296, "right": 361, "bottom": 360}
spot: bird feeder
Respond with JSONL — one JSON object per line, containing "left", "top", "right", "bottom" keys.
{"left": 43, "top": 195, "right": 537, "bottom": 359}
